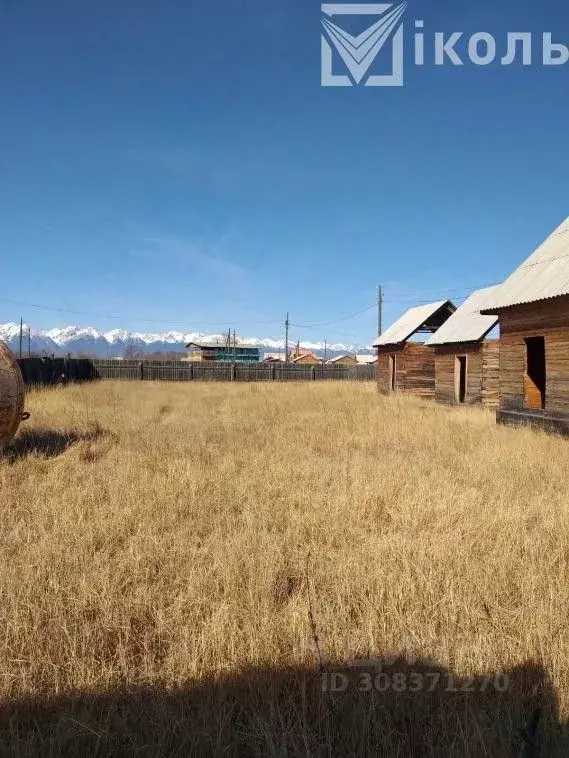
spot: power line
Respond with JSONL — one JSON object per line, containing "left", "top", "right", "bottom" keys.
{"left": 290, "top": 303, "right": 377, "bottom": 329}
{"left": 381, "top": 281, "right": 504, "bottom": 306}
{"left": 0, "top": 275, "right": 506, "bottom": 339}
{"left": 0, "top": 296, "right": 283, "bottom": 328}
{"left": 289, "top": 278, "right": 504, "bottom": 335}
{"left": 289, "top": 281, "right": 496, "bottom": 331}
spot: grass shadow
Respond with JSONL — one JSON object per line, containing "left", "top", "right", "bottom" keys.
{"left": 0, "top": 656, "right": 565, "bottom": 756}
{"left": 2, "top": 424, "right": 112, "bottom": 462}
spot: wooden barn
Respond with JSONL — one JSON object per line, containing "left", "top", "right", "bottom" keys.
{"left": 373, "top": 300, "right": 456, "bottom": 398}
{"left": 481, "top": 216, "right": 569, "bottom": 433}
{"left": 424, "top": 287, "right": 500, "bottom": 408}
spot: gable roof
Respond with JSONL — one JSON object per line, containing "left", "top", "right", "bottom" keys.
{"left": 291, "top": 352, "right": 321, "bottom": 363}
{"left": 186, "top": 341, "right": 258, "bottom": 350}
{"left": 481, "top": 216, "right": 569, "bottom": 313}
{"left": 424, "top": 286, "right": 499, "bottom": 346}
{"left": 372, "top": 300, "right": 456, "bottom": 347}
{"left": 326, "top": 354, "right": 357, "bottom": 363}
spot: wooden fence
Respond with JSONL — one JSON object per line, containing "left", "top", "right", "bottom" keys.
{"left": 17, "top": 357, "right": 95, "bottom": 385}
{"left": 17, "top": 358, "right": 376, "bottom": 386}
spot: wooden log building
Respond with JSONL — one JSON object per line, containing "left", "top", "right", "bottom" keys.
{"left": 373, "top": 300, "right": 456, "bottom": 398}
{"left": 424, "top": 287, "right": 500, "bottom": 409}
{"left": 481, "top": 216, "right": 569, "bottom": 433}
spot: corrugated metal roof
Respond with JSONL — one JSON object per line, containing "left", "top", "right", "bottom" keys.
{"left": 424, "top": 286, "right": 499, "bottom": 346}
{"left": 372, "top": 300, "right": 452, "bottom": 347}
{"left": 482, "top": 216, "right": 569, "bottom": 311}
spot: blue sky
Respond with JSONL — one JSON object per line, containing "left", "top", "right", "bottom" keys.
{"left": 1, "top": 0, "right": 568, "bottom": 345}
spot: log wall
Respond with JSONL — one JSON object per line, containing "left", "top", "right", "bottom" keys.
{"left": 432, "top": 340, "right": 500, "bottom": 409}
{"left": 433, "top": 344, "right": 482, "bottom": 406}
{"left": 498, "top": 297, "right": 569, "bottom": 418}
{"left": 377, "top": 346, "right": 404, "bottom": 394}
{"left": 377, "top": 343, "right": 435, "bottom": 398}
{"left": 481, "top": 340, "right": 500, "bottom": 410}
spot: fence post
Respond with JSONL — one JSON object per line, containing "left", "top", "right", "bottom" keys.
{"left": 189, "top": 363, "right": 194, "bottom": 382}
{"left": 271, "top": 364, "right": 276, "bottom": 381}
{"left": 231, "top": 363, "right": 236, "bottom": 381}
{"left": 311, "top": 366, "right": 316, "bottom": 381}
{"left": 139, "top": 361, "right": 144, "bottom": 381}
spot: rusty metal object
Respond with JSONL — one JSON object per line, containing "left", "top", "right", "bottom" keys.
{"left": 0, "top": 340, "right": 26, "bottom": 447}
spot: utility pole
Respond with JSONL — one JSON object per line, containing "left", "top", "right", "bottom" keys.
{"left": 19, "top": 317, "right": 23, "bottom": 359}
{"left": 233, "top": 329, "right": 236, "bottom": 363}
{"left": 377, "top": 285, "right": 383, "bottom": 337}
{"left": 324, "top": 339, "right": 327, "bottom": 362}
{"left": 284, "top": 312, "right": 290, "bottom": 363}
{"left": 28, "top": 327, "right": 31, "bottom": 358}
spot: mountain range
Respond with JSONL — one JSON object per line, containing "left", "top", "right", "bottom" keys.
{"left": 0, "top": 322, "right": 373, "bottom": 359}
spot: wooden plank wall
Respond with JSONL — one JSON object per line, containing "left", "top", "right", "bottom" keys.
{"left": 377, "top": 344, "right": 435, "bottom": 398}
{"left": 377, "top": 346, "right": 405, "bottom": 394}
{"left": 402, "top": 343, "right": 436, "bottom": 399}
{"left": 433, "top": 340, "right": 500, "bottom": 408}
{"left": 481, "top": 340, "right": 500, "bottom": 409}
{"left": 498, "top": 298, "right": 569, "bottom": 417}
{"left": 433, "top": 349, "right": 455, "bottom": 405}
{"left": 17, "top": 358, "right": 95, "bottom": 385}
{"left": 434, "top": 344, "right": 482, "bottom": 406}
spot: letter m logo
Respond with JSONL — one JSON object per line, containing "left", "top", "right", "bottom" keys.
{"left": 321, "top": 3, "right": 407, "bottom": 86}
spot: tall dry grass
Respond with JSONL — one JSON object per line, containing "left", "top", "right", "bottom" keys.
{"left": 1, "top": 380, "right": 569, "bottom": 755}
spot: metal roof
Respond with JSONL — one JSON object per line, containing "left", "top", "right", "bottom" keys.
{"left": 186, "top": 341, "right": 259, "bottom": 350}
{"left": 356, "top": 354, "right": 377, "bottom": 364}
{"left": 326, "top": 355, "right": 354, "bottom": 363}
{"left": 372, "top": 300, "right": 455, "bottom": 347}
{"left": 424, "top": 286, "right": 499, "bottom": 346}
{"left": 481, "top": 216, "right": 569, "bottom": 312}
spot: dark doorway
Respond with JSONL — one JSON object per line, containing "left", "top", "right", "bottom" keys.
{"left": 525, "top": 337, "right": 546, "bottom": 410}
{"left": 455, "top": 356, "right": 467, "bottom": 404}
{"left": 389, "top": 355, "right": 396, "bottom": 391}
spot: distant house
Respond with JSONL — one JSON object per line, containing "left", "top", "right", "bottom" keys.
{"left": 326, "top": 355, "right": 358, "bottom": 365}
{"left": 481, "top": 216, "right": 569, "bottom": 433}
{"left": 373, "top": 300, "right": 456, "bottom": 398}
{"left": 185, "top": 341, "right": 260, "bottom": 363}
{"left": 356, "top": 354, "right": 377, "bottom": 365}
{"left": 287, "top": 345, "right": 321, "bottom": 364}
{"left": 263, "top": 352, "right": 284, "bottom": 363}
{"left": 291, "top": 352, "right": 321, "bottom": 365}
{"left": 424, "top": 287, "right": 500, "bottom": 408}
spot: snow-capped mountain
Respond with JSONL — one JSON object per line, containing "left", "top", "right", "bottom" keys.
{"left": 45, "top": 326, "right": 112, "bottom": 355}
{"left": 0, "top": 322, "right": 61, "bottom": 355}
{"left": 0, "top": 322, "right": 374, "bottom": 359}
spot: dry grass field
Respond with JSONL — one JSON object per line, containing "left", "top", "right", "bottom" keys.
{"left": 1, "top": 380, "right": 569, "bottom": 756}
